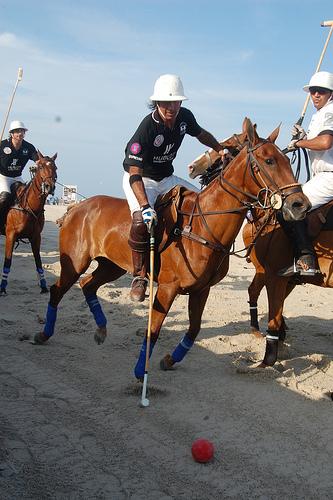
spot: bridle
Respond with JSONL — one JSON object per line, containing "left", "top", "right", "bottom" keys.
{"left": 175, "top": 140, "right": 302, "bottom": 253}
{"left": 220, "top": 141, "right": 302, "bottom": 211}
{"left": 15, "top": 159, "right": 57, "bottom": 219}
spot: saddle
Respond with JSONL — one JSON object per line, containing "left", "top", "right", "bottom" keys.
{"left": 155, "top": 185, "right": 190, "bottom": 252}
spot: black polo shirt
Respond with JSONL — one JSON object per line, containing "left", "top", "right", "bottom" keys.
{"left": 123, "top": 107, "right": 202, "bottom": 181}
{"left": 0, "top": 138, "right": 38, "bottom": 178}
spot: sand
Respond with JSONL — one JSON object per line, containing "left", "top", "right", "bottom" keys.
{"left": 0, "top": 205, "right": 332, "bottom": 499}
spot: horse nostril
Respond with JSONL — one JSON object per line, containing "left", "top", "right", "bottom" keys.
{"left": 292, "top": 201, "right": 304, "bottom": 209}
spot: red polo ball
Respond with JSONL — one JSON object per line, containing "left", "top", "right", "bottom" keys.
{"left": 191, "top": 439, "right": 214, "bottom": 463}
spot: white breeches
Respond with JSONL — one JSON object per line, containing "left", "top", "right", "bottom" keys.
{"left": 123, "top": 172, "right": 199, "bottom": 214}
{"left": 0, "top": 173, "right": 24, "bottom": 194}
{"left": 302, "top": 172, "right": 333, "bottom": 211}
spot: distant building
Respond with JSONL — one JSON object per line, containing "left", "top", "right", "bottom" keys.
{"left": 63, "top": 185, "right": 77, "bottom": 204}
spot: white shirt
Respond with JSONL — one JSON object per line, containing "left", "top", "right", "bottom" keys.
{"left": 307, "top": 100, "right": 333, "bottom": 174}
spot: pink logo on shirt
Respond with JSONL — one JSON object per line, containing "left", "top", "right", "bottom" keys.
{"left": 130, "top": 142, "right": 141, "bottom": 154}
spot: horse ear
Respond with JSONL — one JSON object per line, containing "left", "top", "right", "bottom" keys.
{"left": 267, "top": 123, "right": 281, "bottom": 143}
{"left": 52, "top": 153, "right": 58, "bottom": 161}
{"left": 243, "top": 117, "right": 258, "bottom": 146}
{"left": 37, "top": 150, "right": 44, "bottom": 160}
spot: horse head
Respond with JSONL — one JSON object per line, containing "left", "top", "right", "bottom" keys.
{"left": 188, "top": 123, "right": 257, "bottom": 180}
{"left": 35, "top": 151, "right": 58, "bottom": 196}
{"left": 234, "top": 118, "right": 311, "bottom": 221}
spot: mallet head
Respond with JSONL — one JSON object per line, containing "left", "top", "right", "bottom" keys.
{"left": 321, "top": 20, "right": 333, "bottom": 27}
{"left": 140, "top": 397, "right": 150, "bottom": 408}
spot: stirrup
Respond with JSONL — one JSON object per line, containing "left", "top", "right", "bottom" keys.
{"left": 277, "top": 261, "right": 299, "bottom": 277}
{"left": 278, "top": 258, "right": 320, "bottom": 278}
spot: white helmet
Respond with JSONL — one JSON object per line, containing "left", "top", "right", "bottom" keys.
{"left": 303, "top": 71, "right": 333, "bottom": 92}
{"left": 150, "top": 74, "right": 188, "bottom": 101}
{"left": 9, "top": 120, "right": 28, "bottom": 133}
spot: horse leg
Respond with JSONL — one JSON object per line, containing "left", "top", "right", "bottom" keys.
{"left": 247, "top": 272, "right": 265, "bottom": 337}
{"left": 134, "top": 283, "right": 178, "bottom": 380}
{"left": 0, "top": 231, "right": 15, "bottom": 295}
{"left": 30, "top": 232, "right": 48, "bottom": 294}
{"left": 260, "top": 277, "right": 289, "bottom": 367}
{"left": 160, "top": 287, "right": 211, "bottom": 371}
{"left": 280, "top": 281, "right": 296, "bottom": 332}
{"left": 79, "top": 258, "right": 126, "bottom": 345}
{"left": 33, "top": 253, "right": 91, "bottom": 344}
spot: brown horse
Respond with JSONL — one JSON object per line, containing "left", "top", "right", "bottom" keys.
{"left": 242, "top": 205, "right": 333, "bottom": 367}
{"left": 34, "top": 118, "right": 310, "bottom": 380}
{"left": 0, "top": 152, "right": 57, "bottom": 295}
{"left": 190, "top": 129, "right": 333, "bottom": 368}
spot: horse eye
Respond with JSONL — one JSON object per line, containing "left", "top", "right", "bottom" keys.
{"left": 265, "top": 158, "right": 274, "bottom": 165}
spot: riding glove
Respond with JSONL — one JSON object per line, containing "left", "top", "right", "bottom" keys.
{"left": 291, "top": 124, "right": 307, "bottom": 141}
{"left": 141, "top": 206, "right": 157, "bottom": 230}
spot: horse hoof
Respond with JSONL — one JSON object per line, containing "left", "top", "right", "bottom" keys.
{"left": 160, "top": 354, "right": 175, "bottom": 371}
{"left": 33, "top": 332, "right": 49, "bottom": 345}
{"left": 250, "top": 328, "right": 264, "bottom": 339}
{"left": 94, "top": 326, "right": 107, "bottom": 345}
{"left": 40, "top": 287, "right": 49, "bottom": 294}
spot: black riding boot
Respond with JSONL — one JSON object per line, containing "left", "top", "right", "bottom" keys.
{"left": 278, "top": 218, "right": 320, "bottom": 277}
{"left": 128, "top": 211, "right": 149, "bottom": 302}
{"left": 0, "top": 191, "right": 12, "bottom": 231}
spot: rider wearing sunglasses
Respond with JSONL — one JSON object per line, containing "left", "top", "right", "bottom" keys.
{"left": 280, "top": 71, "right": 333, "bottom": 277}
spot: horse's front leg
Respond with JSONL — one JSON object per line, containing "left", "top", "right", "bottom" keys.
{"left": 248, "top": 271, "right": 265, "bottom": 337}
{"left": 0, "top": 232, "right": 15, "bottom": 295}
{"left": 260, "top": 276, "right": 289, "bottom": 367}
{"left": 160, "top": 286, "right": 211, "bottom": 371}
{"left": 30, "top": 233, "right": 48, "bottom": 293}
{"left": 134, "top": 282, "right": 178, "bottom": 380}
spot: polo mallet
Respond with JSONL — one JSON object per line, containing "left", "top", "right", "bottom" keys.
{"left": 297, "top": 20, "right": 333, "bottom": 126}
{"left": 140, "top": 222, "right": 155, "bottom": 408}
{"left": 0, "top": 67, "right": 23, "bottom": 142}
{"left": 283, "top": 20, "right": 333, "bottom": 154}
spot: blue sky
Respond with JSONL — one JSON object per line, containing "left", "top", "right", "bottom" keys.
{"left": 0, "top": 0, "right": 332, "bottom": 199}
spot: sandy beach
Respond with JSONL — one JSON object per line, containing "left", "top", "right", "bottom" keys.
{"left": 0, "top": 204, "right": 332, "bottom": 499}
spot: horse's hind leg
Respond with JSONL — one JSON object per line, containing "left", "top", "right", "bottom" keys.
{"left": 79, "top": 257, "right": 126, "bottom": 345}
{"left": 160, "top": 286, "right": 211, "bottom": 371}
{"left": 30, "top": 232, "right": 48, "bottom": 294}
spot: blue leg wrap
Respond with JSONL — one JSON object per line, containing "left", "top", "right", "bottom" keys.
{"left": 36, "top": 267, "right": 47, "bottom": 289}
{"left": 171, "top": 334, "right": 194, "bottom": 363}
{"left": 1, "top": 266, "right": 10, "bottom": 291}
{"left": 44, "top": 304, "right": 58, "bottom": 337}
{"left": 86, "top": 294, "right": 107, "bottom": 327}
{"left": 134, "top": 338, "right": 156, "bottom": 379}
{"left": 40, "top": 279, "right": 47, "bottom": 289}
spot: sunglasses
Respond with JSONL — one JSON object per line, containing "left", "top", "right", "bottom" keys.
{"left": 309, "top": 87, "right": 330, "bottom": 95}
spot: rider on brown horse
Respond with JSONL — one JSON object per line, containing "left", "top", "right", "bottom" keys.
{"left": 0, "top": 120, "right": 38, "bottom": 230}
{"left": 280, "top": 71, "right": 333, "bottom": 277}
{"left": 123, "top": 74, "right": 225, "bottom": 302}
